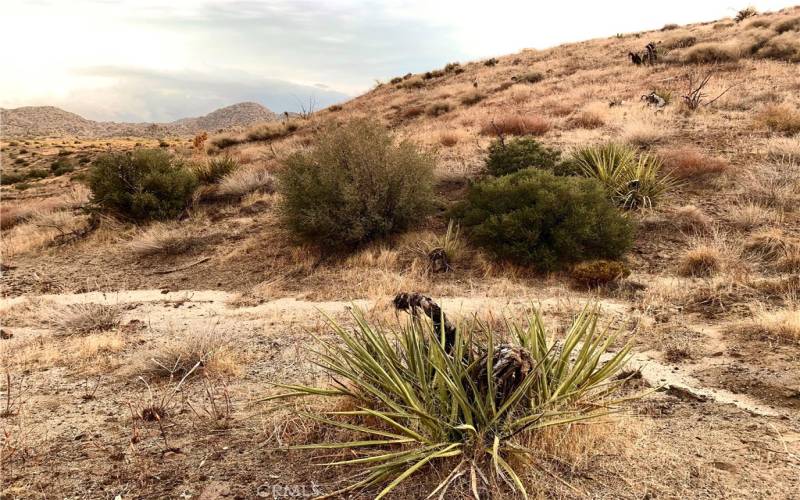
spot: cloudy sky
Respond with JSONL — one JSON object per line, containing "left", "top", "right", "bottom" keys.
{"left": 1, "top": 0, "right": 795, "bottom": 122}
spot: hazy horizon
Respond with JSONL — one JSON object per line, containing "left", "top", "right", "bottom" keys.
{"left": 2, "top": 0, "right": 796, "bottom": 122}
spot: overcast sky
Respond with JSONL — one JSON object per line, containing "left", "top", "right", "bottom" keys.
{"left": 1, "top": 0, "right": 796, "bottom": 122}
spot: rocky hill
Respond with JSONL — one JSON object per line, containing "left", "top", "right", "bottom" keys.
{"left": 0, "top": 102, "right": 277, "bottom": 138}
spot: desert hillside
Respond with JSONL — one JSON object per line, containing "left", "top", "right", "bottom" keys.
{"left": 1, "top": 6, "right": 800, "bottom": 499}
{"left": 0, "top": 101, "right": 277, "bottom": 138}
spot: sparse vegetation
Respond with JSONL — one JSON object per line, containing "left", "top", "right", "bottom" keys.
{"left": 455, "top": 168, "right": 634, "bottom": 269}
{"left": 279, "top": 119, "right": 434, "bottom": 249}
{"left": 88, "top": 149, "right": 198, "bottom": 220}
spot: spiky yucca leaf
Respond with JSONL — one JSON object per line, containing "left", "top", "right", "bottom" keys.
{"left": 572, "top": 143, "right": 677, "bottom": 209}
{"left": 267, "top": 305, "right": 634, "bottom": 498}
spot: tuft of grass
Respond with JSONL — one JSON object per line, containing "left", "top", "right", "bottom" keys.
{"left": 742, "top": 309, "right": 800, "bottom": 343}
{"left": 660, "top": 147, "right": 729, "bottom": 181}
{"left": 139, "top": 330, "right": 240, "bottom": 379}
{"left": 426, "top": 101, "right": 452, "bottom": 117}
{"left": 772, "top": 16, "right": 800, "bottom": 34}
{"left": 52, "top": 303, "right": 122, "bottom": 336}
{"left": 480, "top": 115, "right": 550, "bottom": 137}
{"left": 129, "top": 223, "right": 199, "bottom": 256}
{"left": 459, "top": 90, "right": 484, "bottom": 106}
{"left": 756, "top": 32, "right": 800, "bottom": 62}
{"left": 265, "top": 305, "right": 634, "bottom": 499}
{"left": 684, "top": 43, "right": 741, "bottom": 63}
{"left": 215, "top": 165, "right": 276, "bottom": 199}
{"left": 756, "top": 105, "right": 800, "bottom": 136}
{"left": 678, "top": 244, "right": 722, "bottom": 277}
{"left": 570, "top": 260, "right": 630, "bottom": 288}
{"left": 568, "top": 111, "right": 605, "bottom": 129}
{"left": 672, "top": 205, "right": 713, "bottom": 233}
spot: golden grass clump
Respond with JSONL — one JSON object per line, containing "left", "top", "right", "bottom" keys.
{"left": 1, "top": 211, "right": 87, "bottom": 260}
{"left": 772, "top": 15, "right": 800, "bottom": 34}
{"left": 678, "top": 244, "right": 723, "bottom": 277}
{"left": 672, "top": 205, "right": 713, "bottom": 233}
{"left": 425, "top": 101, "right": 452, "bottom": 117}
{"left": 683, "top": 42, "right": 741, "bottom": 63}
{"left": 756, "top": 32, "right": 800, "bottom": 62}
{"left": 622, "top": 118, "right": 667, "bottom": 147}
{"left": 660, "top": 147, "right": 729, "bottom": 180}
{"left": 52, "top": 303, "right": 122, "bottom": 336}
{"left": 215, "top": 165, "right": 276, "bottom": 199}
{"left": 743, "top": 309, "right": 800, "bottom": 342}
{"left": 570, "top": 260, "right": 630, "bottom": 288}
{"left": 459, "top": 90, "right": 484, "bottom": 106}
{"left": 766, "top": 137, "right": 800, "bottom": 162}
{"left": 437, "top": 130, "right": 465, "bottom": 147}
{"left": 139, "top": 330, "right": 241, "bottom": 379}
{"left": 567, "top": 110, "right": 605, "bottom": 129}
{"left": 728, "top": 201, "right": 777, "bottom": 230}
{"left": 480, "top": 115, "right": 550, "bottom": 136}
{"left": 756, "top": 105, "right": 800, "bottom": 136}
{"left": 743, "top": 228, "right": 789, "bottom": 261}
{"left": 129, "top": 223, "right": 198, "bottom": 256}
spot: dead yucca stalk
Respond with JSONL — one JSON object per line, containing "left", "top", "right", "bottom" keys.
{"left": 264, "top": 301, "right": 635, "bottom": 499}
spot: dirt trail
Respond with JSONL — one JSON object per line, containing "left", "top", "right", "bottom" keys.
{"left": 2, "top": 288, "right": 788, "bottom": 419}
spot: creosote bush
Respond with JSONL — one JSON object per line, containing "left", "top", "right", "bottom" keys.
{"left": 454, "top": 169, "right": 634, "bottom": 270}
{"left": 485, "top": 137, "right": 561, "bottom": 176}
{"left": 89, "top": 149, "right": 198, "bottom": 220}
{"left": 279, "top": 119, "right": 434, "bottom": 249}
{"left": 266, "top": 305, "right": 633, "bottom": 498}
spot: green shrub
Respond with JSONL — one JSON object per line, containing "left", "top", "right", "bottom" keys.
{"left": 0, "top": 172, "right": 26, "bottom": 185}
{"left": 454, "top": 169, "right": 634, "bottom": 270}
{"left": 26, "top": 169, "right": 49, "bottom": 180}
{"left": 89, "top": 149, "right": 198, "bottom": 220}
{"left": 51, "top": 157, "right": 75, "bottom": 176}
{"left": 194, "top": 155, "right": 239, "bottom": 184}
{"left": 279, "top": 119, "right": 434, "bottom": 249}
{"left": 485, "top": 137, "right": 561, "bottom": 176}
{"left": 570, "top": 143, "right": 676, "bottom": 209}
{"left": 266, "top": 305, "right": 633, "bottom": 499}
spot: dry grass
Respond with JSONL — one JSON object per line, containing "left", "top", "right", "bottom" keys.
{"left": 756, "top": 32, "right": 800, "bottom": 62}
{"left": 1, "top": 211, "right": 87, "bottom": 260}
{"left": 738, "top": 308, "right": 800, "bottom": 342}
{"left": 437, "top": 130, "right": 466, "bottom": 147}
{"left": 660, "top": 147, "right": 729, "bottom": 180}
{"left": 766, "top": 137, "right": 800, "bottom": 162}
{"left": 756, "top": 105, "right": 800, "bottom": 136}
{"left": 137, "top": 330, "right": 241, "bottom": 379}
{"left": 678, "top": 243, "right": 723, "bottom": 277}
{"left": 567, "top": 110, "right": 605, "bottom": 129}
{"left": 728, "top": 201, "right": 778, "bottom": 230}
{"left": 672, "top": 205, "right": 713, "bottom": 233}
{"left": 480, "top": 115, "right": 550, "bottom": 136}
{"left": 622, "top": 118, "right": 667, "bottom": 147}
{"left": 0, "top": 185, "right": 89, "bottom": 230}
{"left": 215, "top": 165, "right": 276, "bottom": 199}
{"left": 775, "top": 246, "right": 800, "bottom": 273}
{"left": 459, "top": 90, "right": 484, "bottom": 106}
{"left": 743, "top": 228, "right": 790, "bottom": 261}
{"left": 129, "top": 223, "right": 198, "bottom": 256}
{"left": 683, "top": 42, "right": 742, "bottom": 63}
{"left": 51, "top": 303, "right": 122, "bottom": 336}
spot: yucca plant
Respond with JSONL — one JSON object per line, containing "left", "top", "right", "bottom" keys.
{"left": 572, "top": 143, "right": 676, "bottom": 209}
{"left": 265, "top": 305, "right": 635, "bottom": 498}
{"left": 193, "top": 155, "right": 240, "bottom": 184}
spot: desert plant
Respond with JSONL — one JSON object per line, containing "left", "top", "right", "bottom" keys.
{"left": 485, "top": 137, "right": 561, "bottom": 176}
{"left": 426, "top": 101, "right": 452, "bottom": 117}
{"left": 684, "top": 43, "right": 740, "bottom": 63}
{"left": 279, "top": 119, "right": 434, "bottom": 249}
{"left": 570, "top": 260, "right": 630, "bottom": 287}
{"left": 660, "top": 147, "right": 729, "bottom": 180}
{"left": 52, "top": 303, "right": 122, "bottom": 336}
{"left": 265, "top": 305, "right": 633, "bottom": 498}
{"left": 515, "top": 71, "right": 544, "bottom": 83}
{"left": 735, "top": 6, "right": 757, "bottom": 23}
{"left": 757, "top": 105, "right": 800, "bottom": 136}
{"left": 129, "top": 223, "right": 199, "bottom": 256}
{"left": 88, "top": 149, "right": 198, "bottom": 220}
{"left": 460, "top": 90, "right": 484, "bottom": 106}
{"left": 756, "top": 32, "right": 800, "bottom": 62}
{"left": 50, "top": 157, "right": 75, "bottom": 176}
{"left": 215, "top": 165, "right": 276, "bottom": 199}
{"left": 194, "top": 155, "right": 239, "bottom": 184}
{"left": 678, "top": 244, "right": 722, "bottom": 277}
{"left": 454, "top": 169, "right": 634, "bottom": 270}
{"left": 571, "top": 143, "right": 676, "bottom": 209}
{"left": 141, "top": 330, "right": 239, "bottom": 379}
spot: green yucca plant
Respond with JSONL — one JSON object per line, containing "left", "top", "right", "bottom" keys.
{"left": 572, "top": 143, "right": 677, "bottom": 209}
{"left": 193, "top": 155, "right": 240, "bottom": 184}
{"left": 265, "top": 305, "right": 635, "bottom": 498}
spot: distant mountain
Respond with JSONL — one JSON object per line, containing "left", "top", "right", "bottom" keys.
{"left": 0, "top": 102, "right": 277, "bottom": 138}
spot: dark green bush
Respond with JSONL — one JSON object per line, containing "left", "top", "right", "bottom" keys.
{"left": 454, "top": 169, "right": 634, "bottom": 270}
{"left": 485, "top": 137, "right": 561, "bottom": 176}
{"left": 279, "top": 119, "right": 434, "bottom": 249}
{"left": 26, "top": 169, "right": 49, "bottom": 179}
{"left": 51, "top": 158, "right": 75, "bottom": 176}
{"left": 89, "top": 149, "right": 198, "bottom": 220}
